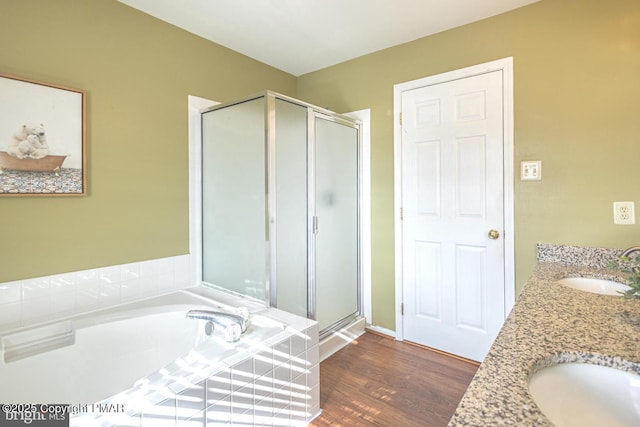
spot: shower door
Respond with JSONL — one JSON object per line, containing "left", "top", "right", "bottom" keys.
{"left": 312, "top": 114, "right": 360, "bottom": 331}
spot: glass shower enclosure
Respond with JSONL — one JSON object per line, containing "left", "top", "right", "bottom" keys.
{"left": 201, "top": 91, "right": 361, "bottom": 335}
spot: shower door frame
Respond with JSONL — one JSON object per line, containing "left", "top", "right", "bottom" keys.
{"left": 200, "top": 91, "right": 364, "bottom": 336}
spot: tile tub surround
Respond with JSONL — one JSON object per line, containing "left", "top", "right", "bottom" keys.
{"left": 0, "top": 254, "right": 194, "bottom": 332}
{"left": 448, "top": 244, "right": 640, "bottom": 426}
{"left": 71, "top": 309, "right": 320, "bottom": 427}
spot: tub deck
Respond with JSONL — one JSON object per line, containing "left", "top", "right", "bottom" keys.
{"left": 0, "top": 287, "right": 321, "bottom": 427}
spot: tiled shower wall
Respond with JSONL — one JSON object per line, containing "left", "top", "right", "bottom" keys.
{"left": 0, "top": 254, "right": 194, "bottom": 331}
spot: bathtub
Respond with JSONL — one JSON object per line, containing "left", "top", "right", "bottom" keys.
{"left": 0, "top": 288, "right": 320, "bottom": 426}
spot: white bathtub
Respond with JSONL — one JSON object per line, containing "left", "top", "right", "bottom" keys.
{"left": 0, "top": 288, "right": 320, "bottom": 426}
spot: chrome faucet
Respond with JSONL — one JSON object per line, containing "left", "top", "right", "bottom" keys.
{"left": 621, "top": 246, "right": 640, "bottom": 258}
{"left": 186, "top": 309, "right": 248, "bottom": 342}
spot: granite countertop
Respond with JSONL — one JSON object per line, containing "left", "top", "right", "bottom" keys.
{"left": 448, "top": 244, "right": 640, "bottom": 426}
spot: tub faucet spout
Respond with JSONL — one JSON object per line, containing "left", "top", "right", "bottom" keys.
{"left": 186, "top": 309, "right": 248, "bottom": 342}
{"left": 621, "top": 246, "right": 640, "bottom": 258}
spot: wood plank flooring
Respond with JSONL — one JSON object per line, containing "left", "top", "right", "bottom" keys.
{"left": 310, "top": 332, "right": 478, "bottom": 427}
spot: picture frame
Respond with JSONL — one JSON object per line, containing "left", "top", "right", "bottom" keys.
{"left": 0, "top": 73, "right": 86, "bottom": 196}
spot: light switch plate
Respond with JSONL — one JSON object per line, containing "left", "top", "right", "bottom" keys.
{"left": 521, "top": 161, "right": 541, "bottom": 181}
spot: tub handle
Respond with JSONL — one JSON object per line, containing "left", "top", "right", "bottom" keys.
{"left": 186, "top": 309, "right": 248, "bottom": 342}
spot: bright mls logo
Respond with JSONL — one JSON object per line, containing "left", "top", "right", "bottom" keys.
{"left": 1, "top": 404, "right": 68, "bottom": 426}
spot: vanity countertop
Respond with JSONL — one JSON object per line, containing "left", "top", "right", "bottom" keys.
{"left": 448, "top": 244, "right": 640, "bottom": 426}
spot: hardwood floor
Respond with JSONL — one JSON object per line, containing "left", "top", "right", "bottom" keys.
{"left": 310, "top": 332, "right": 478, "bottom": 427}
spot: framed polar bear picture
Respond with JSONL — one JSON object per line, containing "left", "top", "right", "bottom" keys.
{"left": 0, "top": 73, "right": 86, "bottom": 196}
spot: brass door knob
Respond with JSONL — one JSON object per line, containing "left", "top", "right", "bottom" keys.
{"left": 488, "top": 229, "right": 500, "bottom": 240}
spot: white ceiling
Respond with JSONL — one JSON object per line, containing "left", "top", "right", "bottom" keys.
{"left": 118, "top": 0, "right": 539, "bottom": 76}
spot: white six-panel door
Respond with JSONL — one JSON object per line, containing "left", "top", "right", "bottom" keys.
{"left": 400, "top": 70, "right": 506, "bottom": 361}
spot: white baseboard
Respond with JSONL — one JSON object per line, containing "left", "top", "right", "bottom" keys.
{"left": 365, "top": 324, "right": 396, "bottom": 339}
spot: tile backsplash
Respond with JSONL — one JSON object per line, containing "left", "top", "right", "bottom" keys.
{"left": 0, "top": 254, "right": 195, "bottom": 331}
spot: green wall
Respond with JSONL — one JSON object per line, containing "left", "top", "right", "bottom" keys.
{"left": 297, "top": 0, "right": 640, "bottom": 330}
{"left": 0, "top": 0, "right": 296, "bottom": 282}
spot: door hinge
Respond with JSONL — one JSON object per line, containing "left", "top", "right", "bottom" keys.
{"left": 399, "top": 112, "right": 403, "bottom": 126}
{"left": 401, "top": 303, "right": 404, "bottom": 316}
{"left": 400, "top": 207, "right": 403, "bottom": 221}
{"left": 313, "top": 215, "right": 318, "bottom": 235}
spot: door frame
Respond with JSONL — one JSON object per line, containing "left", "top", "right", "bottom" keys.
{"left": 392, "top": 57, "right": 515, "bottom": 342}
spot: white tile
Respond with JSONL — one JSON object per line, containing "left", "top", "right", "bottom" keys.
{"left": 75, "top": 269, "right": 99, "bottom": 288}
{"left": 289, "top": 351, "right": 309, "bottom": 379}
{"left": 76, "top": 286, "right": 100, "bottom": 311}
{"left": 290, "top": 392, "right": 308, "bottom": 417}
{"left": 289, "top": 396, "right": 308, "bottom": 427}
{"left": 21, "top": 277, "right": 50, "bottom": 300}
{"left": 99, "top": 265, "right": 122, "bottom": 285}
{"left": 207, "top": 368, "right": 232, "bottom": 405}
{"left": 51, "top": 292, "right": 76, "bottom": 316}
{"left": 254, "top": 396, "right": 275, "bottom": 426}
{"left": 174, "top": 256, "right": 194, "bottom": 289}
{"left": 0, "top": 281, "right": 22, "bottom": 304}
{"left": 139, "top": 276, "right": 158, "bottom": 296}
{"left": 157, "top": 272, "right": 174, "bottom": 291}
{"left": 231, "top": 359, "right": 254, "bottom": 392}
{"left": 272, "top": 385, "right": 291, "bottom": 416}
{"left": 273, "top": 408, "right": 291, "bottom": 427}
{"left": 140, "top": 409, "right": 176, "bottom": 427}
{"left": 121, "top": 262, "right": 141, "bottom": 281}
{"left": 206, "top": 396, "right": 232, "bottom": 425}
{"left": 0, "top": 301, "right": 21, "bottom": 328}
{"left": 175, "top": 255, "right": 192, "bottom": 276}
{"left": 290, "top": 333, "right": 306, "bottom": 357}
{"left": 308, "top": 363, "right": 319, "bottom": 390}
{"left": 273, "top": 338, "right": 291, "bottom": 367}
{"left": 176, "top": 380, "right": 206, "bottom": 422}
{"left": 184, "top": 410, "right": 205, "bottom": 427}
{"left": 273, "top": 363, "right": 291, "bottom": 387}
{"left": 305, "top": 324, "right": 319, "bottom": 349}
{"left": 307, "top": 384, "right": 320, "bottom": 423}
{"left": 156, "top": 257, "right": 174, "bottom": 275}
{"left": 174, "top": 272, "right": 192, "bottom": 291}
{"left": 254, "top": 349, "right": 274, "bottom": 378}
{"left": 139, "top": 259, "right": 158, "bottom": 278}
{"left": 98, "top": 282, "right": 121, "bottom": 306}
{"left": 265, "top": 309, "right": 299, "bottom": 325}
{"left": 307, "top": 344, "right": 319, "bottom": 368}
{"left": 291, "top": 370, "right": 307, "bottom": 396}
{"left": 120, "top": 279, "right": 141, "bottom": 301}
{"left": 90, "top": 412, "right": 141, "bottom": 427}
{"left": 21, "top": 296, "right": 50, "bottom": 324}
{"left": 50, "top": 273, "right": 76, "bottom": 295}
{"left": 254, "top": 372, "right": 274, "bottom": 404}
{"left": 231, "top": 386, "right": 254, "bottom": 419}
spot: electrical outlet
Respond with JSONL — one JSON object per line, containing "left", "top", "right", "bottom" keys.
{"left": 613, "top": 201, "right": 635, "bottom": 225}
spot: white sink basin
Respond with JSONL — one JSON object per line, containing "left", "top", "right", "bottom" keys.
{"left": 557, "top": 277, "right": 630, "bottom": 296}
{"left": 529, "top": 362, "right": 640, "bottom": 427}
